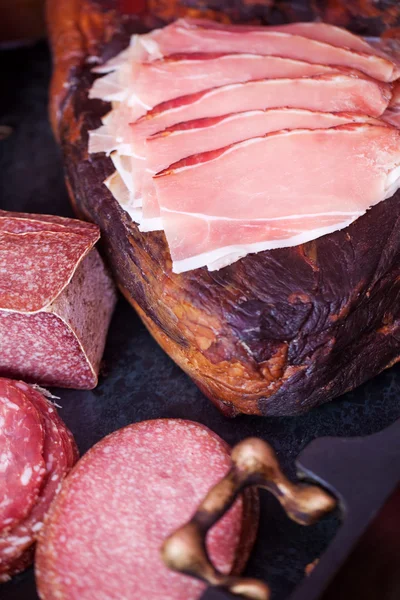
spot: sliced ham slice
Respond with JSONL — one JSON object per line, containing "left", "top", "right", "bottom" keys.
{"left": 259, "top": 22, "right": 381, "bottom": 54}
{"left": 382, "top": 80, "right": 400, "bottom": 127}
{"left": 147, "top": 109, "right": 382, "bottom": 174}
{"left": 140, "top": 110, "right": 382, "bottom": 231}
{"left": 104, "top": 171, "right": 143, "bottom": 224}
{"left": 153, "top": 123, "right": 400, "bottom": 272}
{"left": 92, "top": 46, "right": 132, "bottom": 74}
{"left": 126, "top": 74, "right": 390, "bottom": 225}
{"left": 89, "top": 104, "right": 135, "bottom": 156}
{"left": 97, "top": 71, "right": 388, "bottom": 224}
{"left": 132, "top": 74, "right": 390, "bottom": 148}
{"left": 134, "top": 18, "right": 398, "bottom": 82}
{"left": 90, "top": 52, "right": 341, "bottom": 109}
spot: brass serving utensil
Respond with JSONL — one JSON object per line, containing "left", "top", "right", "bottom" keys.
{"left": 161, "top": 437, "right": 336, "bottom": 600}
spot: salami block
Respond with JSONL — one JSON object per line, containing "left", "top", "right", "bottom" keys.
{"left": 0, "top": 211, "right": 117, "bottom": 389}
{"left": 35, "top": 419, "right": 259, "bottom": 600}
{"left": 0, "top": 379, "right": 78, "bottom": 582}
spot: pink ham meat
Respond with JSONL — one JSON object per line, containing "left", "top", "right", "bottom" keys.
{"left": 261, "top": 22, "right": 385, "bottom": 54}
{"left": 90, "top": 51, "right": 340, "bottom": 108}
{"left": 131, "top": 74, "right": 390, "bottom": 152}
{"left": 153, "top": 123, "right": 400, "bottom": 272}
{"left": 0, "top": 211, "right": 117, "bottom": 389}
{"left": 383, "top": 80, "right": 400, "bottom": 127}
{"left": 147, "top": 109, "right": 382, "bottom": 174}
{"left": 0, "top": 380, "right": 78, "bottom": 582}
{"left": 141, "top": 110, "right": 383, "bottom": 230}
{"left": 125, "top": 74, "right": 391, "bottom": 228}
{"left": 35, "top": 419, "right": 259, "bottom": 600}
{"left": 133, "top": 18, "right": 398, "bottom": 82}
{"left": 91, "top": 67, "right": 390, "bottom": 215}
{"left": 0, "top": 380, "right": 46, "bottom": 534}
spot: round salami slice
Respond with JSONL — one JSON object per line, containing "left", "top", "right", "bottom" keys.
{"left": 36, "top": 419, "right": 259, "bottom": 600}
{"left": 15, "top": 384, "right": 79, "bottom": 470}
{"left": 0, "top": 385, "right": 77, "bottom": 580}
{"left": 0, "top": 379, "right": 46, "bottom": 533}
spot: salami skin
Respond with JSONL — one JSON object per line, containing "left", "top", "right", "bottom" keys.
{"left": 0, "top": 379, "right": 78, "bottom": 582}
{"left": 0, "top": 211, "right": 117, "bottom": 390}
{"left": 35, "top": 419, "right": 259, "bottom": 600}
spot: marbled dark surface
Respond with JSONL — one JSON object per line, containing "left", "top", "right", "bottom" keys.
{"left": 1, "top": 42, "right": 400, "bottom": 600}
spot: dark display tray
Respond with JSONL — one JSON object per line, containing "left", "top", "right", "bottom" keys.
{"left": 1, "top": 42, "right": 400, "bottom": 600}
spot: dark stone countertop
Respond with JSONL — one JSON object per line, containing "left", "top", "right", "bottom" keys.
{"left": 1, "top": 42, "right": 400, "bottom": 600}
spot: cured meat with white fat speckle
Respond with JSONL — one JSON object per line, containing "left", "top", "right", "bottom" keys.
{"left": 35, "top": 419, "right": 259, "bottom": 600}
{"left": 0, "top": 379, "right": 46, "bottom": 534}
{"left": 0, "top": 379, "right": 78, "bottom": 582}
{"left": 0, "top": 211, "right": 117, "bottom": 389}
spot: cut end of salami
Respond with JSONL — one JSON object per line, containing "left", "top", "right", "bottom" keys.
{"left": 0, "top": 379, "right": 78, "bottom": 582}
{"left": 35, "top": 419, "right": 259, "bottom": 600}
{"left": 0, "top": 211, "right": 117, "bottom": 389}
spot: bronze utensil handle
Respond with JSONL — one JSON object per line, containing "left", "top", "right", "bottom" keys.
{"left": 161, "top": 437, "right": 336, "bottom": 600}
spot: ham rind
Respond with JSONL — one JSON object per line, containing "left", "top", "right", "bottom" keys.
{"left": 35, "top": 419, "right": 259, "bottom": 600}
{"left": 0, "top": 212, "right": 117, "bottom": 389}
{"left": 0, "top": 382, "right": 77, "bottom": 582}
{"left": 90, "top": 52, "right": 340, "bottom": 108}
{"left": 134, "top": 18, "right": 398, "bottom": 81}
{"left": 0, "top": 380, "right": 46, "bottom": 534}
{"left": 154, "top": 124, "right": 400, "bottom": 272}
{"left": 140, "top": 110, "right": 383, "bottom": 230}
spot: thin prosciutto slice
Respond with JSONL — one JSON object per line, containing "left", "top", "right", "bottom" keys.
{"left": 382, "top": 80, "right": 400, "bottom": 127}
{"left": 132, "top": 74, "right": 390, "bottom": 147}
{"left": 90, "top": 52, "right": 340, "bottom": 109}
{"left": 260, "top": 22, "right": 382, "bottom": 54}
{"left": 92, "top": 72, "right": 390, "bottom": 226}
{"left": 153, "top": 124, "right": 400, "bottom": 272}
{"left": 133, "top": 18, "right": 398, "bottom": 82}
{"left": 126, "top": 73, "right": 390, "bottom": 219}
{"left": 104, "top": 171, "right": 142, "bottom": 224}
{"left": 141, "top": 110, "right": 382, "bottom": 231}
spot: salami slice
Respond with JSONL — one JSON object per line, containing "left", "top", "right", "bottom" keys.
{"left": 0, "top": 381, "right": 78, "bottom": 582}
{"left": 36, "top": 419, "right": 259, "bottom": 600}
{"left": 0, "top": 379, "right": 46, "bottom": 533}
{"left": 17, "top": 384, "right": 79, "bottom": 470}
{"left": 0, "top": 211, "right": 117, "bottom": 389}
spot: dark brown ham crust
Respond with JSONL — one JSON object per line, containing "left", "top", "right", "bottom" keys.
{"left": 47, "top": 0, "right": 400, "bottom": 416}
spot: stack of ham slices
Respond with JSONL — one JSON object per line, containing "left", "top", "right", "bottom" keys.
{"left": 89, "top": 18, "right": 400, "bottom": 273}
{"left": 0, "top": 379, "right": 78, "bottom": 582}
